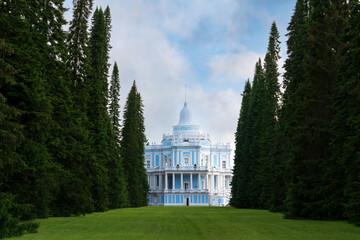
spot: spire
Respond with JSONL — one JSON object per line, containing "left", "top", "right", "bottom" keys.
{"left": 184, "top": 84, "right": 187, "bottom": 106}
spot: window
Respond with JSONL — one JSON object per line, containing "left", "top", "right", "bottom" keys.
{"left": 201, "top": 159, "right": 204, "bottom": 166}
{"left": 146, "top": 161, "right": 150, "bottom": 169}
{"left": 222, "top": 161, "right": 226, "bottom": 168}
{"left": 184, "top": 157, "right": 189, "bottom": 165}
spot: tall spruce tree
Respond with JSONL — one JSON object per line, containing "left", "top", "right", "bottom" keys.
{"left": 0, "top": 38, "right": 38, "bottom": 238}
{"left": 332, "top": 0, "right": 360, "bottom": 225}
{"left": 53, "top": 0, "right": 96, "bottom": 215}
{"left": 257, "top": 22, "right": 281, "bottom": 209}
{"left": 87, "top": 7, "right": 112, "bottom": 211}
{"left": 285, "top": 0, "right": 348, "bottom": 219}
{"left": 0, "top": 0, "right": 64, "bottom": 219}
{"left": 230, "top": 80, "right": 252, "bottom": 208}
{"left": 275, "top": 0, "right": 310, "bottom": 213}
{"left": 121, "top": 81, "right": 149, "bottom": 207}
{"left": 109, "top": 62, "right": 122, "bottom": 143}
{"left": 108, "top": 62, "right": 129, "bottom": 208}
{"left": 67, "top": 0, "right": 93, "bottom": 93}
{"left": 246, "top": 59, "right": 266, "bottom": 209}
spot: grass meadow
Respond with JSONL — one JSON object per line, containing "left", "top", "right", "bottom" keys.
{"left": 12, "top": 206, "right": 360, "bottom": 240}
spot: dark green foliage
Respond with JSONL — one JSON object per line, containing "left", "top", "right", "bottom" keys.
{"left": 332, "top": 0, "right": 360, "bottom": 225}
{"left": 121, "top": 81, "right": 149, "bottom": 207}
{"left": 1, "top": 0, "right": 135, "bottom": 236}
{"left": 67, "top": 0, "right": 93, "bottom": 91}
{"left": 277, "top": 0, "right": 310, "bottom": 214}
{"left": 285, "top": 0, "right": 348, "bottom": 219}
{"left": 257, "top": 22, "right": 281, "bottom": 209}
{"left": 232, "top": 23, "right": 281, "bottom": 210}
{"left": 108, "top": 62, "right": 129, "bottom": 209}
{"left": 246, "top": 59, "right": 267, "bottom": 209}
{"left": 51, "top": 0, "right": 95, "bottom": 216}
{"left": 0, "top": 0, "right": 63, "bottom": 219}
{"left": 0, "top": 35, "right": 33, "bottom": 239}
{"left": 0, "top": 193, "right": 38, "bottom": 239}
{"left": 110, "top": 62, "right": 121, "bottom": 141}
{"left": 230, "top": 80, "right": 252, "bottom": 208}
{"left": 87, "top": 7, "right": 112, "bottom": 212}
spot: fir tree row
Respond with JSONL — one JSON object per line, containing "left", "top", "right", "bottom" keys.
{"left": 0, "top": 0, "right": 148, "bottom": 238}
{"left": 231, "top": 0, "right": 360, "bottom": 226}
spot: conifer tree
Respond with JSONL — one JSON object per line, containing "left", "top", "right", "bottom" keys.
{"left": 231, "top": 80, "right": 252, "bottom": 208}
{"left": 285, "top": 0, "right": 348, "bottom": 219}
{"left": 332, "top": 0, "right": 360, "bottom": 225}
{"left": 67, "top": 0, "right": 93, "bottom": 93}
{"left": 121, "top": 81, "right": 149, "bottom": 207}
{"left": 108, "top": 62, "right": 129, "bottom": 208}
{"left": 47, "top": 0, "right": 95, "bottom": 215}
{"left": 109, "top": 62, "right": 122, "bottom": 143}
{"left": 257, "top": 22, "right": 281, "bottom": 209}
{"left": 104, "top": 6, "right": 112, "bottom": 65}
{"left": 0, "top": 38, "right": 36, "bottom": 238}
{"left": 0, "top": 0, "right": 63, "bottom": 219}
{"left": 87, "top": 7, "right": 111, "bottom": 211}
{"left": 246, "top": 59, "right": 266, "bottom": 208}
{"left": 274, "top": 0, "right": 310, "bottom": 213}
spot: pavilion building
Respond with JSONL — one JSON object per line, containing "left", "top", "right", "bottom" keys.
{"left": 145, "top": 101, "right": 232, "bottom": 206}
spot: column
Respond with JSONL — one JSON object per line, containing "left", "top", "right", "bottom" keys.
{"left": 219, "top": 175, "right": 222, "bottom": 190}
{"left": 198, "top": 174, "right": 200, "bottom": 190}
{"left": 159, "top": 174, "right": 163, "bottom": 190}
{"left": 190, "top": 173, "right": 193, "bottom": 190}
{"left": 181, "top": 173, "right": 183, "bottom": 190}
{"left": 150, "top": 174, "right": 153, "bottom": 189}
{"left": 155, "top": 174, "right": 157, "bottom": 189}
{"left": 172, "top": 149, "right": 175, "bottom": 166}
{"left": 213, "top": 174, "right": 216, "bottom": 190}
{"left": 153, "top": 175, "right": 155, "bottom": 189}
{"left": 206, "top": 173, "right": 209, "bottom": 190}
{"left": 172, "top": 173, "right": 175, "bottom": 190}
{"left": 165, "top": 173, "right": 168, "bottom": 190}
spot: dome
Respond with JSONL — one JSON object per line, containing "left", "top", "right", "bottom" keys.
{"left": 177, "top": 102, "right": 193, "bottom": 125}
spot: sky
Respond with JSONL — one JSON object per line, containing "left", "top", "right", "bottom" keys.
{"left": 64, "top": 0, "right": 297, "bottom": 152}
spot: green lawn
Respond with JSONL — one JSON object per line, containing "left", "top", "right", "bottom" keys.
{"left": 12, "top": 207, "right": 360, "bottom": 240}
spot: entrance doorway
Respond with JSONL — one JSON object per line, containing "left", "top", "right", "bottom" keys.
{"left": 186, "top": 197, "right": 190, "bottom": 206}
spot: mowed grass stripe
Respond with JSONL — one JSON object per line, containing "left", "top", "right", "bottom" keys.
{"left": 12, "top": 207, "right": 360, "bottom": 240}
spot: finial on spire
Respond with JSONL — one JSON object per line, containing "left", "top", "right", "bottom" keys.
{"left": 184, "top": 84, "right": 187, "bottom": 106}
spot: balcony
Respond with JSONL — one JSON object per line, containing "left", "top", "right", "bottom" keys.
{"left": 146, "top": 165, "right": 233, "bottom": 173}
{"left": 162, "top": 188, "right": 209, "bottom": 193}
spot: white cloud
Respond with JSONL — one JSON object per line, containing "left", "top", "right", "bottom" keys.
{"left": 208, "top": 49, "right": 263, "bottom": 83}
{"left": 188, "top": 86, "right": 242, "bottom": 152}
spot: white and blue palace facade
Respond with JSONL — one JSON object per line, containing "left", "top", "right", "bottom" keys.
{"left": 145, "top": 102, "right": 233, "bottom": 206}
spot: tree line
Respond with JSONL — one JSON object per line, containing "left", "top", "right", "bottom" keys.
{"left": 231, "top": 0, "right": 359, "bottom": 226}
{"left": 0, "top": 0, "right": 148, "bottom": 238}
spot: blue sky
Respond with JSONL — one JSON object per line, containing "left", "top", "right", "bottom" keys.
{"left": 64, "top": 0, "right": 296, "bottom": 151}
